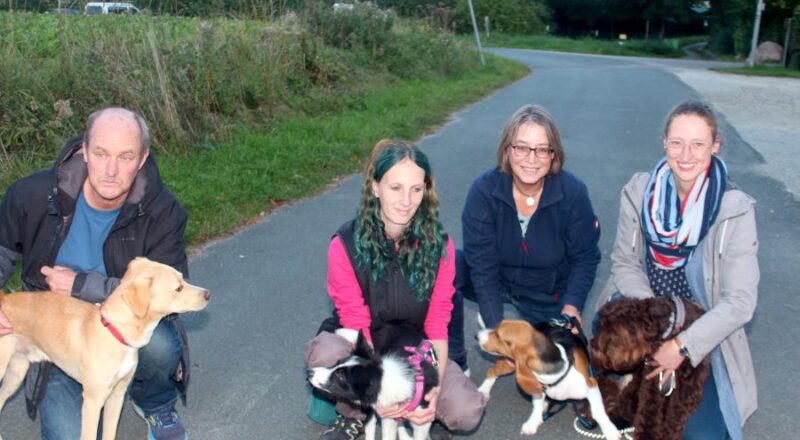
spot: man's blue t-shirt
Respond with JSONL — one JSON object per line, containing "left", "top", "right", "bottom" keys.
{"left": 55, "top": 191, "right": 121, "bottom": 276}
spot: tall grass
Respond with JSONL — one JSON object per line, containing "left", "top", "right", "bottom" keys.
{"left": 0, "top": 9, "right": 477, "bottom": 191}
{"left": 0, "top": 13, "right": 311, "bottom": 156}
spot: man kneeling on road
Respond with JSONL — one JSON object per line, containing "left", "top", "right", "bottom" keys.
{"left": 0, "top": 107, "right": 192, "bottom": 440}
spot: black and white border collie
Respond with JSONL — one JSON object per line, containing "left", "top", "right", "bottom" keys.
{"left": 308, "top": 323, "right": 439, "bottom": 440}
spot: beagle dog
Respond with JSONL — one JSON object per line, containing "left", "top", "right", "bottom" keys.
{"left": 477, "top": 319, "right": 619, "bottom": 439}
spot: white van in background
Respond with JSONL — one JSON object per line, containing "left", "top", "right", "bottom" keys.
{"left": 84, "top": 2, "right": 140, "bottom": 15}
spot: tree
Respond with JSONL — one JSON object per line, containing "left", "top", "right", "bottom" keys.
{"left": 453, "top": 0, "right": 549, "bottom": 35}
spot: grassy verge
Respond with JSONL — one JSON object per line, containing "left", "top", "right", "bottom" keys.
{"left": 712, "top": 65, "right": 800, "bottom": 79}
{"left": 164, "top": 55, "right": 527, "bottom": 243}
{"left": 458, "top": 33, "right": 687, "bottom": 57}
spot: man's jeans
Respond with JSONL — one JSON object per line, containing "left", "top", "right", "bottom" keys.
{"left": 39, "top": 319, "right": 182, "bottom": 440}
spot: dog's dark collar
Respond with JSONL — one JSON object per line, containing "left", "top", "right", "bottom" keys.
{"left": 538, "top": 343, "right": 572, "bottom": 389}
{"left": 99, "top": 305, "right": 133, "bottom": 348}
{"left": 403, "top": 340, "right": 437, "bottom": 412}
{"left": 661, "top": 296, "right": 686, "bottom": 340}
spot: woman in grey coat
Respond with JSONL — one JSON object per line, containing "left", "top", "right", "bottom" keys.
{"left": 595, "top": 101, "right": 758, "bottom": 440}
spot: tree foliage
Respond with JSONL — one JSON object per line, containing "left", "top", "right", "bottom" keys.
{"left": 544, "top": 0, "right": 699, "bottom": 38}
{"left": 452, "top": 0, "right": 549, "bottom": 35}
{"left": 709, "top": 0, "right": 800, "bottom": 56}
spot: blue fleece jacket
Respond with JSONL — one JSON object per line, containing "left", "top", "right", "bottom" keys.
{"left": 462, "top": 167, "right": 601, "bottom": 328}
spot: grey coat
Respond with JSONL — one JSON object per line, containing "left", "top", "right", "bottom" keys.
{"left": 596, "top": 172, "right": 759, "bottom": 424}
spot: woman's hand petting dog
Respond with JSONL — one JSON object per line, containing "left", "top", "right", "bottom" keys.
{"left": 646, "top": 338, "right": 686, "bottom": 387}
{"left": 373, "top": 385, "right": 441, "bottom": 425}
{"left": 405, "top": 385, "right": 440, "bottom": 425}
{"left": 374, "top": 401, "right": 408, "bottom": 419}
{"left": 560, "top": 304, "right": 584, "bottom": 335}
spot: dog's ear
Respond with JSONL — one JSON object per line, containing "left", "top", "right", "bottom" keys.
{"left": 120, "top": 257, "right": 149, "bottom": 283}
{"left": 515, "top": 353, "right": 543, "bottom": 396}
{"left": 121, "top": 276, "right": 152, "bottom": 319}
{"left": 353, "top": 330, "right": 374, "bottom": 358}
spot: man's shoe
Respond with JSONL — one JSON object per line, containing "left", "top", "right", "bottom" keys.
{"left": 320, "top": 414, "right": 364, "bottom": 440}
{"left": 132, "top": 401, "right": 188, "bottom": 440}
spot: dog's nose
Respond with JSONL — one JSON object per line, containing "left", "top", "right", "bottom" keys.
{"left": 474, "top": 334, "right": 479, "bottom": 341}
{"left": 306, "top": 369, "right": 314, "bottom": 380}
{"left": 204, "top": 290, "right": 211, "bottom": 301}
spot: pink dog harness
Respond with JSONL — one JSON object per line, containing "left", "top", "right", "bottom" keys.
{"left": 403, "top": 340, "right": 437, "bottom": 412}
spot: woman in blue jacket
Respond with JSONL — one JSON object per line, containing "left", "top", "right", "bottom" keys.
{"left": 450, "top": 105, "right": 601, "bottom": 372}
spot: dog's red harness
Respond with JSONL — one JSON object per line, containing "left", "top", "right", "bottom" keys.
{"left": 403, "top": 340, "right": 437, "bottom": 412}
{"left": 99, "top": 306, "right": 133, "bottom": 347}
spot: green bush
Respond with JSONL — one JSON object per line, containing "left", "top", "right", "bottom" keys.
{"left": 304, "top": 1, "right": 395, "bottom": 54}
{"left": 452, "top": 0, "right": 549, "bottom": 35}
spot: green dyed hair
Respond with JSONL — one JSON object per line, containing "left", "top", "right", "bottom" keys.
{"left": 355, "top": 139, "right": 448, "bottom": 301}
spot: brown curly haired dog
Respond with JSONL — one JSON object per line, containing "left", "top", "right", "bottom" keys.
{"left": 591, "top": 296, "right": 710, "bottom": 440}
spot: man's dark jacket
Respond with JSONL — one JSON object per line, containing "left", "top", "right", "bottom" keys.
{"left": 0, "top": 135, "right": 190, "bottom": 417}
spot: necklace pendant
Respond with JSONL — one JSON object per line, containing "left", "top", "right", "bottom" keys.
{"left": 526, "top": 197, "right": 535, "bottom": 207}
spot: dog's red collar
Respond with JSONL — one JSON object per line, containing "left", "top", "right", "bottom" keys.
{"left": 99, "top": 306, "right": 133, "bottom": 347}
{"left": 403, "top": 340, "right": 437, "bottom": 412}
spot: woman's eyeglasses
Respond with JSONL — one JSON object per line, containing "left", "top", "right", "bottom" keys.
{"left": 664, "top": 139, "right": 712, "bottom": 156}
{"left": 509, "top": 144, "right": 554, "bottom": 159}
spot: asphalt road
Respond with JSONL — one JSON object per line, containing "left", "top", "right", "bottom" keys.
{"left": 2, "top": 49, "right": 798, "bottom": 440}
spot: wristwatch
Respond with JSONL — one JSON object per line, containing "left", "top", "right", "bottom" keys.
{"left": 675, "top": 337, "right": 690, "bottom": 358}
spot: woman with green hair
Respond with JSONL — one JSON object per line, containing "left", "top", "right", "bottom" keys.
{"left": 305, "top": 139, "right": 486, "bottom": 440}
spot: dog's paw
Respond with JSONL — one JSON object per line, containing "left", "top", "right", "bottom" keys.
{"left": 520, "top": 420, "right": 541, "bottom": 436}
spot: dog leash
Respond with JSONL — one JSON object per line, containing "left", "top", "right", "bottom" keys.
{"left": 549, "top": 314, "right": 593, "bottom": 376}
{"left": 403, "top": 340, "right": 437, "bottom": 412}
{"left": 655, "top": 295, "right": 685, "bottom": 396}
{"left": 572, "top": 417, "right": 635, "bottom": 439}
{"left": 543, "top": 315, "right": 600, "bottom": 428}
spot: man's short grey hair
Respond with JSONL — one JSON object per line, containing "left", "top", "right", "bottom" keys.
{"left": 84, "top": 107, "right": 151, "bottom": 152}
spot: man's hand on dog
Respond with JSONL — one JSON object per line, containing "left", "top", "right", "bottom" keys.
{"left": 41, "top": 265, "right": 77, "bottom": 296}
{"left": 645, "top": 339, "right": 685, "bottom": 387}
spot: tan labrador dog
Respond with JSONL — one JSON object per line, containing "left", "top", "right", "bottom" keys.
{"left": 0, "top": 257, "right": 210, "bottom": 440}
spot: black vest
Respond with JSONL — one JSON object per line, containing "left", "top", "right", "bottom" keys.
{"left": 335, "top": 220, "right": 433, "bottom": 331}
